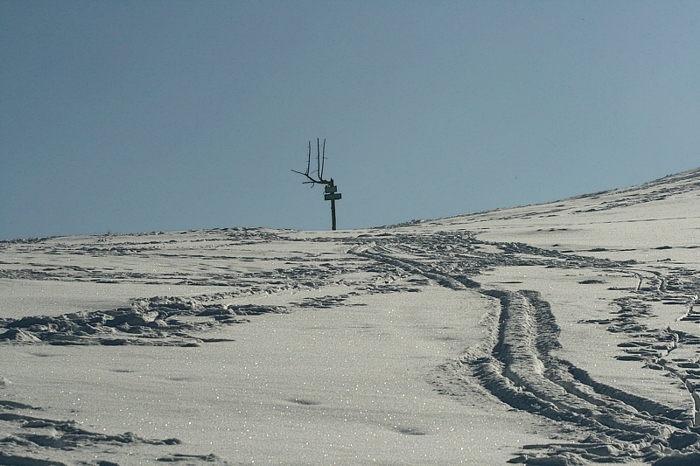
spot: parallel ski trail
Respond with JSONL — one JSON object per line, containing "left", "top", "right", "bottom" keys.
{"left": 354, "top": 238, "right": 700, "bottom": 465}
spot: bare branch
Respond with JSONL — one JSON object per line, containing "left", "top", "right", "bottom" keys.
{"left": 292, "top": 138, "right": 331, "bottom": 186}
{"left": 306, "top": 141, "right": 311, "bottom": 177}
{"left": 290, "top": 169, "right": 317, "bottom": 184}
{"left": 320, "top": 139, "right": 326, "bottom": 181}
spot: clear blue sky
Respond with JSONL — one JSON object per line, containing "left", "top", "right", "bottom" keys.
{"left": 2, "top": 1, "right": 699, "bottom": 240}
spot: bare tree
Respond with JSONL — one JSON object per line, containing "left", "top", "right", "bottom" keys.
{"left": 292, "top": 138, "right": 341, "bottom": 230}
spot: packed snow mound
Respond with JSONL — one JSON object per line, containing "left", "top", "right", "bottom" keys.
{"left": 0, "top": 297, "right": 286, "bottom": 346}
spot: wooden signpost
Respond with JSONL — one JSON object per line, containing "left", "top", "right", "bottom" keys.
{"left": 292, "top": 139, "right": 342, "bottom": 230}
{"left": 323, "top": 180, "right": 341, "bottom": 231}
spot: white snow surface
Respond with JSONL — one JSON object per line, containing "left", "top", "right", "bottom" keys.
{"left": 1, "top": 168, "right": 699, "bottom": 465}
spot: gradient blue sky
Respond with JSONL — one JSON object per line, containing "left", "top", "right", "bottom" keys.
{"left": 2, "top": 1, "right": 699, "bottom": 240}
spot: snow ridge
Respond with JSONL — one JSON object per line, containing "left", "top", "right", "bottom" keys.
{"left": 0, "top": 297, "right": 286, "bottom": 346}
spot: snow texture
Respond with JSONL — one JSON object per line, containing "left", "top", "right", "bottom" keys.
{"left": 0, "top": 168, "right": 699, "bottom": 465}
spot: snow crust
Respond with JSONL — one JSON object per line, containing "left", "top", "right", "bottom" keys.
{"left": 1, "top": 168, "right": 699, "bottom": 465}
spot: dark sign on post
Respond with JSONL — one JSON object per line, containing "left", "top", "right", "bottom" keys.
{"left": 324, "top": 180, "right": 341, "bottom": 230}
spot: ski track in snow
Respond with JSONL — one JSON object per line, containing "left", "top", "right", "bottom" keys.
{"left": 353, "top": 230, "right": 700, "bottom": 465}
{"left": 1, "top": 168, "right": 700, "bottom": 465}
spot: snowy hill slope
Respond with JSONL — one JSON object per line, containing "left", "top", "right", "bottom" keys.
{"left": 0, "top": 168, "right": 699, "bottom": 465}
